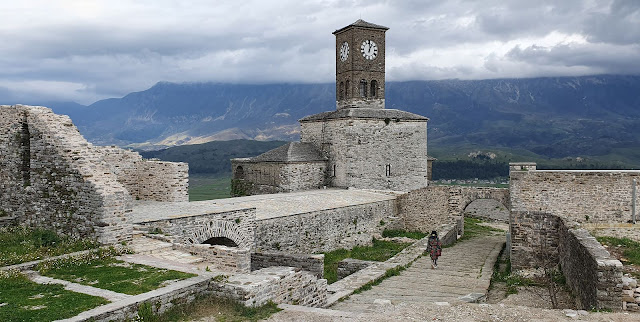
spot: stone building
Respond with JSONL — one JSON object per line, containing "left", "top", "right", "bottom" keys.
{"left": 232, "top": 20, "right": 431, "bottom": 195}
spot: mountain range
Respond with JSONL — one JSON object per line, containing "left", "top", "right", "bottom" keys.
{"left": 8, "top": 75, "right": 640, "bottom": 165}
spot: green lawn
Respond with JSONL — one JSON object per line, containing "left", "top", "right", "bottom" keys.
{"left": 596, "top": 236, "right": 640, "bottom": 267}
{"left": 189, "top": 175, "right": 232, "bottom": 201}
{"left": 0, "top": 226, "right": 99, "bottom": 266}
{"left": 382, "top": 229, "right": 427, "bottom": 240}
{"left": 459, "top": 217, "right": 505, "bottom": 242}
{"left": 324, "top": 239, "right": 412, "bottom": 284}
{"left": 38, "top": 257, "right": 196, "bottom": 295}
{"left": 0, "top": 272, "right": 108, "bottom": 322}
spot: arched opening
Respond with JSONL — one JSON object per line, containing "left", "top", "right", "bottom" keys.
{"left": 234, "top": 166, "right": 245, "bottom": 179}
{"left": 359, "top": 79, "right": 367, "bottom": 97}
{"left": 202, "top": 236, "right": 238, "bottom": 247}
{"left": 339, "top": 81, "right": 344, "bottom": 100}
{"left": 464, "top": 199, "right": 509, "bottom": 223}
{"left": 370, "top": 80, "right": 377, "bottom": 98}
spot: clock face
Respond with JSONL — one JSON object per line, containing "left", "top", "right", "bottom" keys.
{"left": 361, "top": 40, "right": 378, "bottom": 60}
{"left": 339, "top": 42, "right": 349, "bottom": 62}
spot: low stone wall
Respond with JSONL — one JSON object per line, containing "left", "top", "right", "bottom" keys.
{"left": 399, "top": 185, "right": 509, "bottom": 232}
{"left": 211, "top": 266, "right": 328, "bottom": 307}
{"left": 175, "top": 244, "right": 251, "bottom": 273}
{"left": 622, "top": 276, "right": 640, "bottom": 311}
{"left": 337, "top": 258, "right": 375, "bottom": 280}
{"left": 558, "top": 222, "right": 623, "bottom": 310}
{"left": 511, "top": 210, "right": 623, "bottom": 310}
{"left": 510, "top": 162, "right": 640, "bottom": 223}
{"left": 255, "top": 198, "right": 395, "bottom": 253}
{"left": 251, "top": 252, "right": 324, "bottom": 278}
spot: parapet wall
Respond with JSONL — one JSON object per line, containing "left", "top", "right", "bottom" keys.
{"left": 510, "top": 211, "right": 623, "bottom": 310}
{"left": 398, "top": 185, "right": 509, "bottom": 232}
{"left": 510, "top": 162, "right": 640, "bottom": 223}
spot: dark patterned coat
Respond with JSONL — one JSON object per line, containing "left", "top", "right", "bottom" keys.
{"left": 426, "top": 236, "right": 442, "bottom": 260}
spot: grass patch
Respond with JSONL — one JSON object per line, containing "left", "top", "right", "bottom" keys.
{"left": 596, "top": 236, "right": 640, "bottom": 266}
{"left": 189, "top": 175, "right": 232, "bottom": 201}
{"left": 37, "top": 251, "right": 196, "bottom": 295}
{"left": 0, "top": 270, "right": 108, "bottom": 322}
{"left": 135, "top": 295, "right": 281, "bottom": 322}
{"left": 382, "top": 229, "right": 427, "bottom": 240}
{"left": 0, "top": 226, "right": 100, "bottom": 266}
{"left": 459, "top": 217, "right": 504, "bottom": 242}
{"left": 323, "top": 239, "right": 411, "bottom": 284}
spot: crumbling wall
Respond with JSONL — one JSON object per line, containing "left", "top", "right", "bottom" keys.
{"left": 231, "top": 160, "right": 326, "bottom": 196}
{"left": 0, "top": 105, "right": 132, "bottom": 243}
{"left": 510, "top": 162, "right": 640, "bottom": 223}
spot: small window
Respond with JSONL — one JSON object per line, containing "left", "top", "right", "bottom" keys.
{"left": 385, "top": 164, "right": 391, "bottom": 176}
{"left": 339, "top": 82, "right": 344, "bottom": 100}
{"left": 370, "top": 80, "right": 377, "bottom": 97}
{"left": 359, "top": 79, "right": 367, "bottom": 97}
{"left": 234, "top": 166, "right": 245, "bottom": 179}
{"left": 345, "top": 80, "right": 350, "bottom": 98}
{"left": 332, "top": 164, "right": 336, "bottom": 177}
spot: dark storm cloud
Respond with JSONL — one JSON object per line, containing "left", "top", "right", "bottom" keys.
{"left": 0, "top": 0, "right": 639, "bottom": 104}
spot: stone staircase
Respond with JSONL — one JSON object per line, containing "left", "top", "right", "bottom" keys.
{"left": 330, "top": 233, "right": 504, "bottom": 313}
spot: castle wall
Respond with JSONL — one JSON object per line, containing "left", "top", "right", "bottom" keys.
{"left": 510, "top": 163, "right": 640, "bottom": 223}
{"left": 398, "top": 185, "right": 509, "bottom": 232}
{"left": 301, "top": 118, "right": 428, "bottom": 192}
{"left": 255, "top": 198, "right": 396, "bottom": 253}
{"left": 231, "top": 160, "right": 326, "bottom": 196}
{"left": 0, "top": 105, "right": 132, "bottom": 243}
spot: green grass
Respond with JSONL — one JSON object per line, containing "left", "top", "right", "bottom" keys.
{"left": 0, "top": 226, "right": 100, "bottom": 266}
{"left": 0, "top": 271, "right": 108, "bottom": 322}
{"left": 596, "top": 236, "right": 640, "bottom": 266}
{"left": 323, "top": 239, "right": 411, "bottom": 284}
{"left": 38, "top": 256, "right": 196, "bottom": 295}
{"left": 459, "top": 217, "right": 505, "bottom": 242}
{"left": 189, "top": 175, "right": 232, "bottom": 201}
{"left": 382, "top": 229, "right": 427, "bottom": 240}
{"left": 135, "top": 295, "right": 281, "bottom": 322}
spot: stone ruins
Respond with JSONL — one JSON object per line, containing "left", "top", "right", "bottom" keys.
{"left": 1, "top": 19, "right": 639, "bottom": 318}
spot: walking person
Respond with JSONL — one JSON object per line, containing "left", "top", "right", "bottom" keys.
{"left": 426, "top": 231, "right": 442, "bottom": 269}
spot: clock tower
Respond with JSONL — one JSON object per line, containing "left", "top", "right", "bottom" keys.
{"left": 333, "top": 19, "right": 388, "bottom": 110}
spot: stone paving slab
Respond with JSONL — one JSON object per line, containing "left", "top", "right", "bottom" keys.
{"left": 330, "top": 234, "right": 505, "bottom": 313}
{"left": 25, "top": 270, "right": 132, "bottom": 302}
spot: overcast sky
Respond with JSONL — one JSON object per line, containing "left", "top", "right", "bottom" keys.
{"left": 1, "top": 0, "right": 639, "bottom": 105}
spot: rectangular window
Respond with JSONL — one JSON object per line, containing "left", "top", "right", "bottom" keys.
{"left": 385, "top": 164, "right": 391, "bottom": 176}
{"left": 332, "top": 164, "right": 336, "bottom": 177}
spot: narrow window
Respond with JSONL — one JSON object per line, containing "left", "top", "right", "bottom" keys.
{"left": 332, "top": 164, "right": 336, "bottom": 177}
{"left": 345, "top": 80, "right": 350, "bottom": 98}
{"left": 359, "top": 79, "right": 367, "bottom": 97}
{"left": 339, "top": 82, "right": 344, "bottom": 100}
{"left": 20, "top": 121, "right": 30, "bottom": 186}
{"left": 385, "top": 164, "right": 391, "bottom": 176}
{"left": 370, "top": 80, "right": 377, "bottom": 97}
{"left": 234, "top": 166, "right": 245, "bottom": 179}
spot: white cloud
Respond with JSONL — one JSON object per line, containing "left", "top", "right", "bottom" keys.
{"left": 0, "top": 0, "right": 638, "bottom": 104}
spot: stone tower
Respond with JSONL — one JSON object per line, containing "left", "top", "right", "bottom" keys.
{"left": 333, "top": 19, "right": 388, "bottom": 110}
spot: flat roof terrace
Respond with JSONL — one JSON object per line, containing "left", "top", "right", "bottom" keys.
{"left": 130, "top": 189, "right": 398, "bottom": 224}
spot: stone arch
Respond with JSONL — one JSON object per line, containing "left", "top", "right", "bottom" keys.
{"left": 186, "top": 220, "right": 251, "bottom": 249}
{"left": 464, "top": 199, "right": 509, "bottom": 222}
{"left": 457, "top": 187, "right": 510, "bottom": 222}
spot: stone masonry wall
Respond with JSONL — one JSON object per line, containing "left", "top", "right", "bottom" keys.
{"left": 557, "top": 222, "right": 623, "bottom": 310}
{"left": 255, "top": 198, "right": 395, "bottom": 253}
{"left": 510, "top": 210, "right": 623, "bottom": 310}
{"left": 510, "top": 162, "right": 640, "bottom": 223}
{"left": 398, "top": 185, "right": 509, "bottom": 232}
{"left": 301, "top": 118, "right": 428, "bottom": 192}
{"left": 175, "top": 244, "right": 251, "bottom": 273}
{"left": 231, "top": 160, "right": 326, "bottom": 196}
{"left": 251, "top": 252, "right": 325, "bottom": 278}
{"left": 97, "top": 146, "right": 188, "bottom": 202}
{"left": 0, "top": 105, "right": 131, "bottom": 243}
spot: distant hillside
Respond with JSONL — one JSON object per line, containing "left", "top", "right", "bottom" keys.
{"left": 139, "top": 139, "right": 287, "bottom": 175}
{"left": 45, "top": 75, "right": 640, "bottom": 164}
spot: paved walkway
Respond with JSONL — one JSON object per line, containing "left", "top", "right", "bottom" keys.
{"left": 331, "top": 233, "right": 505, "bottom": 313}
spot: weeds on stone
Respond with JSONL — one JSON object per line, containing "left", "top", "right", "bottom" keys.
{"left": 382, "top": 229, "right": 427, "bottom": 239}
{"left": 352, "top": 264, "right": 407, "bottom": 295}
{"left": 131, "top": 295, "right": 281, "bottom": 322}
{"left": 596, "top": 236, "right": 640, "bottom": 267}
